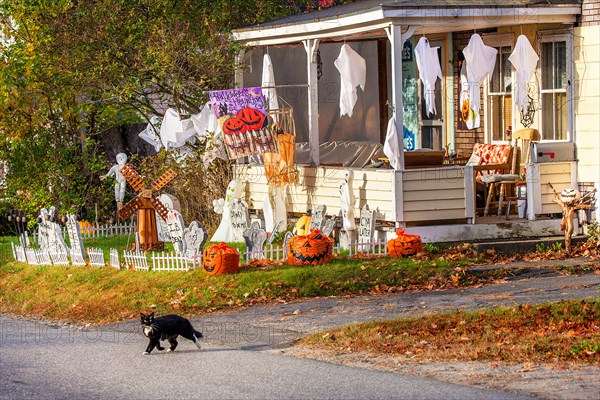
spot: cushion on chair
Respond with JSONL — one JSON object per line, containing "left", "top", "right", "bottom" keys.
{"left": 480, "top": 174, "right": 521, "bottom": 184}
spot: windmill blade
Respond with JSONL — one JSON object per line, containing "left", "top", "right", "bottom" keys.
{"left": 150, "top": 197, "right": 169, "bottom": 221}
{"left": 150, "top": 168, "right": 177, "bottom": 192}
{"left": 120, "top": 164, "right": 146, "bottom": 192}
{"left": 118, "top": 195, "right": 143, "bottom": 221}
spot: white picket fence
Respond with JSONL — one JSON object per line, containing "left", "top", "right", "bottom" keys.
{"left": 123, "top": 250, "right": 149, "bottom": 271}
{"left": 151, "top": 252, "right": 201, "bottom": 271}
{"left": 87, "top": 248, "right": 105, "bottom": 267}
{"left": 109, "top": 248, "right": 120, "bottom": 269}
{"left": 50, "top": 250, "right": 69, "bottom": 266}
{"left": 29, "top": 222, "right": 134, "bottom": 244}
{"left": 244, "top": 240, "right": 389, "bottom": 262}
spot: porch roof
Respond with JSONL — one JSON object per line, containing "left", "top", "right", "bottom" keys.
{"left": 233, "top": 0, "right": 581, "bottom": 45}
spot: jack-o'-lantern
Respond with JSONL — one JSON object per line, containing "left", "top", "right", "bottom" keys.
{"left": 387, "top": 229, "right": 423, "bottom": 258}
{"left": 202, "top": 242, "right": 240, "bottom": 276}
{"left": 237, "top": 107, "right": 265, "bottom": 131}
{"left": 288, "top": 229, "right": 333, "bottom": 266}
{"left": 223, "top": 117, "right": 246, "bottom": 136}
{"left": 461, "top": 99, "right": 470, "bottom": 122}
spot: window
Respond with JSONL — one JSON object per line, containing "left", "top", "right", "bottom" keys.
{"left": 539, "top": 33, "right": 572, "bottom": 141}
{"left": 488, "top": 45, "right": 513, "bottom": 141}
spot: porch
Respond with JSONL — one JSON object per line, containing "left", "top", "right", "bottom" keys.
{"left": 231, "top": 1, "right": 583, "bottom": 241}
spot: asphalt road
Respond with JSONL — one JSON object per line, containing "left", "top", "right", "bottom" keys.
{"left": 0, "top": 316, "right": 534, "bottom": 400}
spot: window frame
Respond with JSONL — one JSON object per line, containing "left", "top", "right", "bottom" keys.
{"left": 537, "top": 30, "right": 574, "bottom": 143}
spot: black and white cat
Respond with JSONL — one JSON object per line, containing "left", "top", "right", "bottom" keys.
{"left": 140, "top": 312, "right": 203, "bottom": 355}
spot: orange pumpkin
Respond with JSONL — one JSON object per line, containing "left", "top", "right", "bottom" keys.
{"left": 202, "top": 242, "right": 240, "bottom": 275}
{"left": 288, "top": 230, "right": 333, "bottom": 266}
{"left": 237, "top": 107, "right": 265, "bottom": 131}
{"left": 223, "top": 117, "right": 246, "bottom": 135}
{"left": 387, "top": 229, "right": 423, "bottom": 258}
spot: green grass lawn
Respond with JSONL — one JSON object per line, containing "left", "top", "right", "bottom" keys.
{"left": 0, "top": 234, "right": 495, "bottom": 324}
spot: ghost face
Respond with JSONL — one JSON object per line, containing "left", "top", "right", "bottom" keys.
{"left": 116, "top": 153, "right": 128, "bottom": 166}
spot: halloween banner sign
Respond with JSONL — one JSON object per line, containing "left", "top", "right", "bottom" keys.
{"left": 209, "top": 87, "right": 277, "bottom": 159}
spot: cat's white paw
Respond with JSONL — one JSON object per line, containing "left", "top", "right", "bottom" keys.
{"left": 195, "top": 342, "right": 201, "bottom": 349}
{"left": 143, "top": 352, "right": 150, "bottom": 355}
{"left": 166, "top": 349, "right": 173, "bottom": 352}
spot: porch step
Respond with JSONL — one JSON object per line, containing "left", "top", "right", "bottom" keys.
{"left": 471, "top": 236, "right": 588, "bottom": 255}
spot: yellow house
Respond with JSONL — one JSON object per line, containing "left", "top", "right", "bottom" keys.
{"left": 231, "top": 0, "right": 599, "bottom": 242}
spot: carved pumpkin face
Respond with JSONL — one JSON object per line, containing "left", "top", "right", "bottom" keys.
{"left": 202, "top": 242, "right": 240, "bottom": 275}
{"left": 288, "top": 230, "right": 333, "bottom": 266}
{"left": 461, "top": 99, "right": 470, "bottom": 122}
{"left": 237, "top": 107, "right": 265, "bottom": 131}
{"left": 387, "top": 229, "right": 423, "bottom": 258}
{"left": 223, "top": 117, "right": 246, "bottom": 136}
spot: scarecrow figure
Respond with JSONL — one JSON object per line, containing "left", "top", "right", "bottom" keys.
{"left": 100, "top": 152, "right": 128, "bottom": 210}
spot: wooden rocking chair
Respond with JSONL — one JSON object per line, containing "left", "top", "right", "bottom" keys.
{"left": 482, "top": 128, "right": 540, "bottom": 217}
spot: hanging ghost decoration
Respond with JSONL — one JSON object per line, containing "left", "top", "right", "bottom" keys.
{"left": 508, "top": 35, "right": 539, "bottom": 113}
{"left": 383, "top": 116, "right": 401, "bottom": 170}
{"left": 261, "top": 53, "right": 279, "bottom": 118}
{"left": 160, "top": 108, "right": 197, "bottom": 149}
{"left": 414, "top": 37, "right": 443, "bottom": 117}
{"left": 462, "top": 34, "right": 497, "bottom": 129}
{"left": 334, "top": 44, "right": 366, "bottom": 118}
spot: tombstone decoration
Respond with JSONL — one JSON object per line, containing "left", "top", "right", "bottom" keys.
{"left": 66, "top": 214, "right": 85, "bottom": 265}
{"left": 321, "top": 215, "right": 337, "bottom": 238}
{"left": 309, "top": 204, "right": 327, "bottom": 232}
{"left": 229, "top": 198, "right": 249, "bottom": 242}
{"left": 156, "top": 194, "right": 181, "bottom": 242}
{"left": 358, "top": 204, "right": 376, "bottom": 244}
{"left": 183, "top": 221, "right": 208, "bottom": 260}
{"left": 282, "top": 231, "right": 294, "bottom": 260}
{"left": 266, "top": 220, "right": 283, "bottom": 245}
{"left": 37, "top": 207, "right": 68, "bottom": 256}
{"left": 273, "top": 187, "right": 288, "bottom": 232}
{"left": 166, "top": 209, "right": 186, "bottom": 254}
{"left": 243, "top": 221, "right": 267, "bottom": 260}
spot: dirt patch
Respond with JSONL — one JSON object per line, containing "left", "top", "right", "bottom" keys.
{"left": 279, "top": 346, "right": 600, "bottom": 400}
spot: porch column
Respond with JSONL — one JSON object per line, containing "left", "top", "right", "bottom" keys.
{"left": 303, "top": 39, "right": 320, "bottom": 166}
{"left": 387, "top": 23, "right": 406, "bottom": 169}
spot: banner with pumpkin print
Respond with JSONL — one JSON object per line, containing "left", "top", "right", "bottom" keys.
{"left": 209, "top": 87, "right": 277, "bottom": 159}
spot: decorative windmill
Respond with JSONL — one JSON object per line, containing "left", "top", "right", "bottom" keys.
{"left": 117, "top": 164, "right": 177, "bottom": 251}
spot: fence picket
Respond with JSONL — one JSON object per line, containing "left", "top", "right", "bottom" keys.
{"left": 87, "top": 248, "right": 105, "bottom": 267}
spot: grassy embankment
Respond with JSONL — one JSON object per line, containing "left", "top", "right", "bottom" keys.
{"left": 300, "top": 299, "right": 600, "bottom": 364}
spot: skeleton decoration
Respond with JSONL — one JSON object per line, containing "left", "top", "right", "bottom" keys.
{"left": 100, "top": 152, "right": 128, "bottom": 210}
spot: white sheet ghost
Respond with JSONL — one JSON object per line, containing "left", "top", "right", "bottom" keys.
{"left": 262, "top": 193, "right": 274, "bottom": 234}
{"left": 340, "top": 169, "right": 357, "bottom": 230}
{"left": 462, "top": 34, "right": 498, "bottom": 124}
{"left": 383, "top": 116, "right": 401, "bottom": 170}
{"left": 334, "top": 44, "right": 366, "bottom": 118}
{"left": 138, "top": 116, "right": 162, "bottom": 152}
{"left": 262, "top": 53, "right": 279, "bottom": 118}
{"left": 210, "top": 179, "right": 243, "bottom": 242}
{"left": 509, "top": 34, "right": 539, "bottom": 113}
{"left": 414, "top": 37, "right": 443, "bottom": 117}
{"left": 160, "top": 108, "right": 197, "bottom": 149}
{"left": 190, "top": 102, "right": 219, "bottom": 140}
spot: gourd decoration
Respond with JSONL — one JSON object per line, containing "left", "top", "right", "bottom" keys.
{"left": 387, "top": 229, "right": 423, "bottom": 258}
{"left": 202, "top": 242, "right": 240, "bottom": 276}
{"left": 237, "top": 107, "right": 265, "bottom": 131}
{"left": 288, "top": 229, "right": 333, "bottom": 266}
{"left": 292, "top": 212, "right": 312, "bottom": 236}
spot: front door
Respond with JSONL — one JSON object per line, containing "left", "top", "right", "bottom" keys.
{"left": 418, "top": 39, "right": 445, "bottom": 150}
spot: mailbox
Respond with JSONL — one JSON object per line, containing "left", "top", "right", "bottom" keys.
{"left": 531, "top": 142, "right": 575, "bottom": 163}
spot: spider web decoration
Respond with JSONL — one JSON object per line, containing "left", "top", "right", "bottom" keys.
{"left": 520, "top": 93, "right": 536, "bottom": 128}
